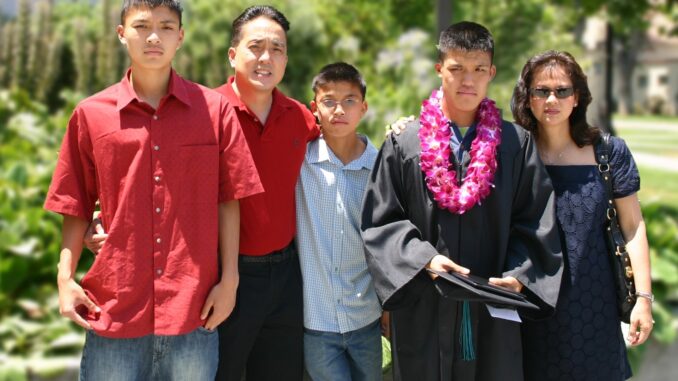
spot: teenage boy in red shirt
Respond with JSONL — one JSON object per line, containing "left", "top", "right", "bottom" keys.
{"left": 44, "top": 1, "right": 262, "bottom": 379}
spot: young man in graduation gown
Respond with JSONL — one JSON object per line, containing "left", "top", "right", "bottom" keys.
{"left": 360, "top": 21, "right": 563, "bottom": 381}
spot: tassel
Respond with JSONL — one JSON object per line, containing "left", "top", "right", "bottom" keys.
{"left": 459, "top": 301, "right": 475, "bottom": 361}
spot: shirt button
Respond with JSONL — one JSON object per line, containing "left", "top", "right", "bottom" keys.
{"left": 156, "top": 237, "right": 162, "bottom": 244}
{"left": 154, "top": 176, "right": 161, "bottom": 182}
{"left": 156, "top": 269, "right": 163, "bottom": 275}
{"left": 153, "top": 145, "right": 160, "bottom": 151}
{"left": 155, "top": 207, "right": 161, "bottom": 213}
{"left": 153, "top": 115, "right": 158, "bottom": 120}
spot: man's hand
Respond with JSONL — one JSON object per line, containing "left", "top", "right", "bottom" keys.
{"left": 57, "top": 277, "right": 100, "bottom": 330}
{"left": 200, "top": 276, "right": 239, "bottom": 331}
{"left": 385, "top": 115, "right": 415, "bottom": 137}
{"left": 488, "top": 276, "right": 523, "bottom": 293}
{"left": 84, "top": 217, "right": 107, "bottom": 254}
{"left": 426, "top": 254, "right": 470, "bottom": 279}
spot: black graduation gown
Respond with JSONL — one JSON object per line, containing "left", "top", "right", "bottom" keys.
{"left": 361, "top": 119, "right": 563, "bottom": 381}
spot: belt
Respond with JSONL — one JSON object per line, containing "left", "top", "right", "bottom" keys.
{"left": 238, "top": 242, "right": 296, "bottom": 264}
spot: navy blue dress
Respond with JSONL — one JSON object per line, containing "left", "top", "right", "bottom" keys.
{"left": 522, "top": 137, "right": 640, "bottom": 381}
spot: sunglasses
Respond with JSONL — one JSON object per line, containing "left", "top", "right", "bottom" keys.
{"left": 530, "top": 87, "right": 574, "bottom": 99}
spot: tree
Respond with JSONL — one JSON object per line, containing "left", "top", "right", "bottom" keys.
{"left": 558, "top": 0, "right": 674, "bottom": 131}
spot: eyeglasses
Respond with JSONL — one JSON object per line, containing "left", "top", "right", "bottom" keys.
{"left": 530, "top": 87, "right": 574, "bottom": 99}
{"left": 318, "top": 98, "right": 360, "bottom": 109}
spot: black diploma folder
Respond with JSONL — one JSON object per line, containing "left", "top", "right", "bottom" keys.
{"left": 429, "top": 270, "right": 538, "bottom": 310}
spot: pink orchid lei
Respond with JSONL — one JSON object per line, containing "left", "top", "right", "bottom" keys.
{"left": 418, "top": 88, "right": 502, "bottom": 214}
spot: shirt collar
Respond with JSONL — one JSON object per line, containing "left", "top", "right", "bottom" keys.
{"left": 116, "top": 68, "right": 192, "bottom": 111}
{"left": 309, "top": 135, "right": 378, "bottom": 170}
{"left": 220, "top": 76, "right": 295, "bottom": 114}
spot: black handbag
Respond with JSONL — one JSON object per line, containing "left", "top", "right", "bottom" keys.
{"left": 594, "top": 133, "right": 636, "bottom": 323}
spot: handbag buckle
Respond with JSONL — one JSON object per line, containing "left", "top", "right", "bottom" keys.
{"left": 625, "top": 266, "right": 634, "bottom": 278}
{"left": 598, "top": 163, "right": 610, "bottom": 173}
{"left": 606, "top": 208, "right": 617, "bottom": 220}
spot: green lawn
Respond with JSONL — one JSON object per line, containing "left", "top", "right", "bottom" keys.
{"left": 616, "top": 130, "right": 678, "bottom": 158}
{"left": 637, "top": 166, "right": 678, "bottom": 208}
{"left": 613, "top": 115, "right": 678, "bottom": 208}
{"left": 614, "top": 118, "right": 678, "bottom": 158}
{"left": 613, "top": 113, "right": 678, "bottom": 124}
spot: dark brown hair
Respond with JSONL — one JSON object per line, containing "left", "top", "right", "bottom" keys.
{"left": 312, "top": 62, "right": 366, "bottom": 99}
{"left": 120, "top": 0, "right": 183, "bottom": 26}
{"left": 511, "top": 50, "right": 599, "bottom": 146}
{"left": 438, "top": 21, "right": 494, "bottom": 63}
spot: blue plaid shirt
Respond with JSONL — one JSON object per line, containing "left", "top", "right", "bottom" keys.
{"left": 295, "top": 135, "right": 381, "bottom": 333}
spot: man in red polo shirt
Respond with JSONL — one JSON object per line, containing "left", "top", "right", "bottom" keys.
{"left": 44, "top": 1, "right": 262, "bottom": 379}
{"left": 213, "top": 6, "right": 319, "bottom": 381}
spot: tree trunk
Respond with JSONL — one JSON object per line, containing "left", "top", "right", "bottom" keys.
{"left": 588, "top": 23, "right": 616, "bottom": 135}
{"left": 614, "top": 31, "right": 643, "bottom": 115}
{"left": 437, "top": 0, "right": 452, "bottom": 37}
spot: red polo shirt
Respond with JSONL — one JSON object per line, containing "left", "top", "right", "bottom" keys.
{"left": 45, "top": 70, "right": 263, "bottom": 338}
{"left": 214, "top": 78, "right": 319, "bottom": 255}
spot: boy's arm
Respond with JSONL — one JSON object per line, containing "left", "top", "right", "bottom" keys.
{"left": 57, "top": 215, "right": 100, "bottom": 330}
{"left": 201, "top": 200, "right": 239, "bottom": 330}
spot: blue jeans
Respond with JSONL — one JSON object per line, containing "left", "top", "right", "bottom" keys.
{"left": 79, "top": 327, "right": 218, "bottom": 381}
{"left": 304, "top": 320, "right": 382, "bottom": 381}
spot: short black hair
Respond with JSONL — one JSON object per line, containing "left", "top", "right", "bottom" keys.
{"left": 511, "top": 50, "right": 599, "bottom": 146}
{"left": 438, "top": 21, "right": 494, "bottom": 62}
{"left": 312, "top": 62, "right": 367, "bottom": 99}
{"left": 120, "top": 0, "right": 183, "bottom": 26}
{"left": 231, "top": 5, "right": 290, "bottom": 47}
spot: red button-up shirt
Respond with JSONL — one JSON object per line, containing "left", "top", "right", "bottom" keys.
{"left": 45, "top": 70, "right": 263, "bottom": 338}
{"left": 214, "top": 78, "right": 319, "bottom": 255}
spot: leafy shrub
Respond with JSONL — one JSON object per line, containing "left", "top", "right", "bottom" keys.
{"left": 0, "top": 89, "right": 90, "bottom": 361}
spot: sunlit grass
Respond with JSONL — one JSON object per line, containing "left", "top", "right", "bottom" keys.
{"left": 616, "top": 129, "right": 678, "bottom": 158}
{"left": 614, "top": 115, "right": 678, "bottom": 208}
{"left": 637, "top": 166, "right": 678, "bottom": 209}
{"left": 613, "top": 114, "right": 678, "bottom": 124}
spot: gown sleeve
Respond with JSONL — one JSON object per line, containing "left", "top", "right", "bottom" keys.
{"left": 502, "top": 128, "right": 564, "bottom": 319}
{"left": 360, "top": 131, "right": 439, "bottom": 310}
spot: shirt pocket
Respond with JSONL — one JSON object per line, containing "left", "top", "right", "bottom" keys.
{"left": 178, "top": 144, "right": 219, "bottom": 204}
{"left": 93, "top": 129, "right": 146, "bottom": 200}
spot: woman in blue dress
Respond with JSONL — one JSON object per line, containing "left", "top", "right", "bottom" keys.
{"left": 511, "top": 50, "right": 654, "bottom": 380}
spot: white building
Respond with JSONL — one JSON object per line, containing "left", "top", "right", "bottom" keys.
{"left": 582, "top": 13, "right": 678, "bottom": 116}
{"left": 631, "top": 13, "right": 678, "bottom": 115}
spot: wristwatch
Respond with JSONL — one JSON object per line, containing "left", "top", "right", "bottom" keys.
{"left": 636, "top": 291, "right": 655, "bottom": 302}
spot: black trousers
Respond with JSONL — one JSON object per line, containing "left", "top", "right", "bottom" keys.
{"left": 216, "top": 242, "right": 304, "bottom": 381}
